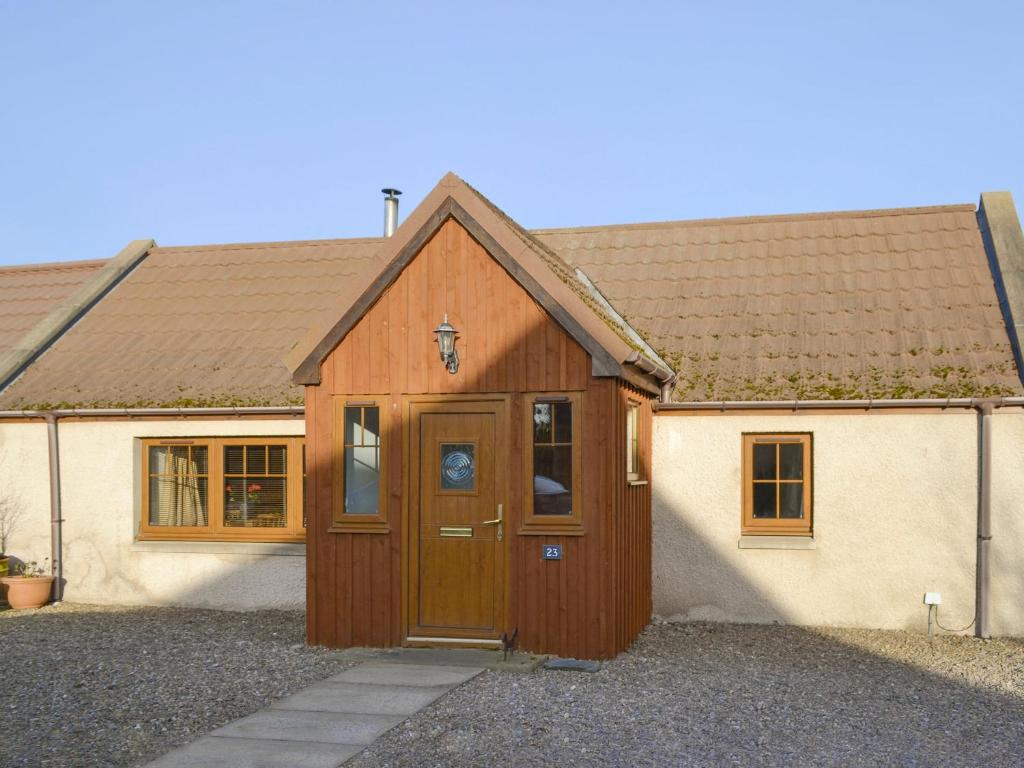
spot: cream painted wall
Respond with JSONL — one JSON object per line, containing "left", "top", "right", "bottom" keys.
{"left": 990, "top": 411, "right": 1024, "bottom": 636}
{"left": 3, "top": 418, "right": 306, "bottom": 610}
{"left": 0, "top": 423, "right": 51, "bottom": 566}
{"left": 651, "top": 411, "right": 1001, "bottom": 634}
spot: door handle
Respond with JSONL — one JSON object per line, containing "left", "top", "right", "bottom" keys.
{"left": 481, "top": 504, "right": 503, "bottom": 540}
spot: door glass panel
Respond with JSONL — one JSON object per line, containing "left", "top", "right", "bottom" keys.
{"left": 440, "top": 443, "right": 476, "bottom": 491}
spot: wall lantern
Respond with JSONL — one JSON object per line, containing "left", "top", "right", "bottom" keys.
{"left": 434, "top": 314, "right": 459, "bottom": 374}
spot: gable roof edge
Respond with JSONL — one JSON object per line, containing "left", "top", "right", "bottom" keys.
{"left": 0, "top": 238, "right": 155, "bottom": 394}
{"left": 978, "top": 191, "right": 1024, "bottom": 387}
{"left": 289, "top": 173, "right": 662, "bottom": 388}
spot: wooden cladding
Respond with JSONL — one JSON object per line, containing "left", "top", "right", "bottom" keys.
{"left": 304, "top": 218, "right": 654, "bottom": 659}
{"left": 324, "top": 218, "right": 590, "bottom": 396}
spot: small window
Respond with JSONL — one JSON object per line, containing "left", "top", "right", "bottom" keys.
{"left": 332, "top": 397, "right": 389, "bottom": 531}
{"left": 522, "top": 392, "right": 583, "bottom": 533}
{"left": 742, "top": 433, "right": 812, "bottom": 536}
{"left": 140, "top": 437, "right": 305, "bottom": 542}
{"left": 626, "top": 401, "right": 641, "bottom": 481}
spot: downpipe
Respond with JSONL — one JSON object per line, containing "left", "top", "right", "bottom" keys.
{"left": 976, "top": 401, "right": 993, "bottom": 639}
{"left": 44, "top": 413, "right": 64, "bottom": 602}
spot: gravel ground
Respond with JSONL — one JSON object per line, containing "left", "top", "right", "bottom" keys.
{"left": 3, "top": 607, "right": 1022, "bottom": 767}
{"left": 0, "top": 603, "right": 352, "bottom": 768}
{"left": 351, "top": 621, "right": 1024, "bottom": 768}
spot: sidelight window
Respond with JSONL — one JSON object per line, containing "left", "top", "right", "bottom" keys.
{"left": 523, "top": 392, "right": 583, "bottom": 533}
{"left": 332, "top": 397, "right": 390, "bottom": 531}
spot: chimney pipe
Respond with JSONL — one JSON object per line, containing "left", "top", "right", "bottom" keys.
{"left": 382, "top": 188, "right": 402, "bottom": 237}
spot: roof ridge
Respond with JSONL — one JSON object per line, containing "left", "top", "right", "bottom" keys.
{"left": 152, "top": 236, "right": 385, "bottom": 254}
{"left": 531, "top": 203, "right": 978, "bottom": 235}
{"left": 0, "top": 258, "right": 108, "bottom": 274}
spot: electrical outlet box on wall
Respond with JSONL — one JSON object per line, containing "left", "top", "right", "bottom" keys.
{"left": 924, "top": 592, "right": 942, "bottom": 605}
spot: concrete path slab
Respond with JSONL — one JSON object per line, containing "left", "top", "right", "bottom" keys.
{"left": 145, "top": 660, "right": 484, "bottom": 768}
{"left": 271, "top": 681, "right": 451, "bottom": 716}
{"left": 145, "top": 736, "right": 361, "bottom": 768}
{"left": 328, "top": 662, "right": 481, "bottom": 687}
{"left": 211, "top": 709, "right": 403, "bottom": 745}
{"left": 341, "top": 645, "right": 548, "bottom": 672}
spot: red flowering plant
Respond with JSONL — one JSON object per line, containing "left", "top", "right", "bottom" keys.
{"left": 246, "top": 482, "right": 262, "bottom": 503}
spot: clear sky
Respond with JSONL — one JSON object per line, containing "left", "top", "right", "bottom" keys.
{"left": 1, "top": 1, "right": 1021, "bottom": 266}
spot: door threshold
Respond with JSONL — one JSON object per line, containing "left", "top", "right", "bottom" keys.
{"left": 405, "top": 636, "right": 502, "bottom": 648}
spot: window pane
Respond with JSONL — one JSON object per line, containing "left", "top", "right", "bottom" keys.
{"left": 344, "top": 445, "right": 379, "bottom": 514}
{"left": 753, "top": 444, "right": 776, "bottom": 480}
{"left": 553, "top": 402, "right": 572, "bottom": 444}
{"left": 149, "top": 476, "right": 208, "bottom": 526}
{"left": 779, "top": 483, "right": 804, "bottom": 519}
{"left": 534, "top": 444, "right": 572, "bottom": 515}
{"left": 752, "top": 483, "right": 776, "bottom": 519}
{"left": 191, "top": 446, "right": 208, "bottom": 474}
{"left": 224, "top": 445, "right": 244, "bottom": 474}
{"left": 224, "top": 476, "right": 286, "bottom": 528}
{"left": 345, "top": 406, "right": 361, "bottom": 445}
{"left": 779, "top": 443, "right": 803, "bottom": 480}
{"left": 246, "top": 445, "right": 266, "bottom": 474}
{"left": 440, "top": 443, "right": 475, "bottom": 491}
{"left": 268, "top": 445, "right": 287, "bottom": 475}
{"left": 148, "top": 446, "right": 169, "bottom": 474}
{"left": 363, "top": 407, "right": 380, "bottom": 447}
{"left": 533, "top": 403, "right": 552, "bottom": 444}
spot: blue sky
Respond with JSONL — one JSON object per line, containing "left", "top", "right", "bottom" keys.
{"left": 1, "top": 1, "right": 1021, "bottom": 265}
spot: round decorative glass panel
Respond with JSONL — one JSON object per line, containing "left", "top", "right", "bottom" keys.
{"left": 440, "top": 443, "right": 476, "bottom": 491}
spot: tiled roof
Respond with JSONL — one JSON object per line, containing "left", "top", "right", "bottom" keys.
{"left": 534, "top": 205, "right": 1023, "bottom": 400}
{"left": 0, "top": 259, "right": 108, "bottom": 355}
{"left": 0, "top": 239, "right": 380, "bottom": 408}
{"left": 0, "top": 199, "right": 1020, "bottom": 408}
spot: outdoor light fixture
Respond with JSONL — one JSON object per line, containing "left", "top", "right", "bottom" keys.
{"left": 434, "top": 314, "right": 459, "bottom": 374}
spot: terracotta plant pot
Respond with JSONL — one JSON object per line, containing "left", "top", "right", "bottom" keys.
{"left": 0, "top": 575, "right": 55, "bottom": 609}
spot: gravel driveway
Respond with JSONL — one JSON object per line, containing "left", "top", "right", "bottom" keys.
{"left": 0, "top": 603, "right": 352, "bottom": 768}
{"left": 2, "top": 606, "right": 1022, "bottom": 767}
{"left": 352, "top": 621, "right": 1024, "bottom": 768}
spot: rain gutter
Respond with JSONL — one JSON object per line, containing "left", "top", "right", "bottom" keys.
{"left": 623, "top": 352, "right": 676, "bottom": 403}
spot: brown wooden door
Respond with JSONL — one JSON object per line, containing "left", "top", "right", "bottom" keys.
{"left": 408, "top": 398, "right": 507, "bottom": 643}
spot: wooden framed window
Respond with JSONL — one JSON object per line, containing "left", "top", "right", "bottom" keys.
{"left": 521, "top": 392, "right": 583, "bottom": 534}
{"left": 626, "top": 400, "right": 641, "bottom": 482}
{"left": 742, "top": 433, "right": 812, "bottom": 536}
{"left": 331, "top": 396, "right": 389, "bottom": 532}
{"left": 139, "top": 437, "right": 306, "bottom": 542}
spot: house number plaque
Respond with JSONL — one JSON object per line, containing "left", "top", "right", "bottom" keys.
{"left": 542, "top": 544, "right": 562, "bottom": 560}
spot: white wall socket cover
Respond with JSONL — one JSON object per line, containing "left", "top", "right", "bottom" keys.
{"left": 924, "top": 592, "right": 942, "bottom": 605}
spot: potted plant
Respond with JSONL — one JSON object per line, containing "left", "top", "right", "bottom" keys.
{"left": 0, "top": 558, "right": 54, "bottom": 610}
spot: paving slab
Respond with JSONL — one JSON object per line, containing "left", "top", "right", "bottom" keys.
{"left": 328, "top": 662, "right": 482, "bottom": 687}
{"left": 271, "top": 680, "right": 451, "bottom": 715}
{"left": 145, "top": 660, "right": 485, "bottom": 767}
{"left": 146, "top": 736, "right": 360, "bottom": 768}
{"left": 211, "top": 709, "right": 404, "bottom": 745}
{"left": 341, "top": 646, "right": 548, "bottom": 672}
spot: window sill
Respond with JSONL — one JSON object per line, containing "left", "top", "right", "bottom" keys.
{"left": 627, "top": 479, "right": 648, "bottom": 487}
{"left": 738, "top": 536, "right": 816, "bottom": 550}
{"left": 131, "top": 540, "right": 305, "bottom": 556}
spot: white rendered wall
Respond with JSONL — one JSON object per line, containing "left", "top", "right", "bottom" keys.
{"left": 651, "top": 411, "right": 1000, "bottom": 634}
{"left": 4, "top": 418, "right": 306, "bottom": 610}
